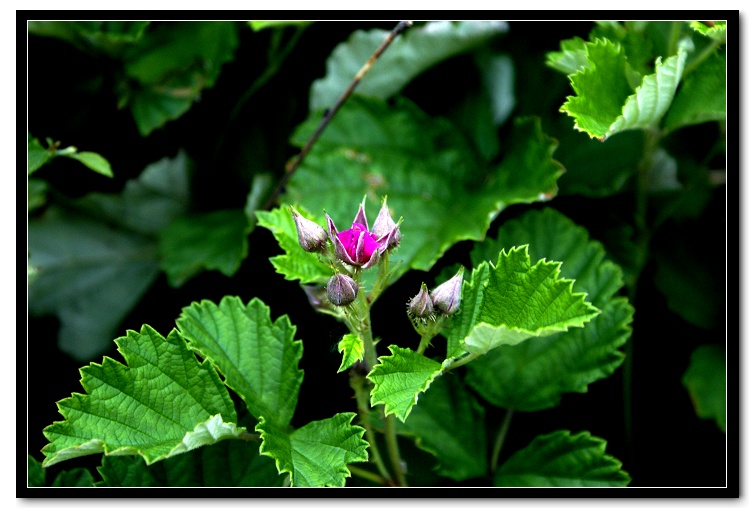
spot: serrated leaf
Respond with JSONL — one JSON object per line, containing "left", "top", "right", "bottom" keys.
{"left": 51, "top": 468, "right": 96, "bottom": 487}
{"left": 682, "top": 345, "right": 726, "bottom": 432}
{"left": 337, "top": 333, "right": 364, "bottom": 373}
{"left": 176, "top": 296, "right": 303, "bottom": 428}
{"left": 256, "top": 413, "right": 369, "bottom": 487}
{"left": 545, "top": 36, "right": 589, "bottom": 75}
{"left": 398, "top": 374, "right": 486, "bottom": 480}
{"left": 367, "top": 345, "right": 445, "bottom": 422}
{"left": 285, "top": 97, "right": 563, "bottom": 283}
{"left": 464, "top": 208, "right": 631, "bottom": 411}
{"left": 42, "top": 325, "right": 241, "bottom": 468}
{"left": 560, "top": 39, "right": 686, "bottom": 140}
{"left": 98, "top": 440, "right": 285, "bottom": 487}
{"left": 255, "top": 206, "right": 332, "bottom": 284}
{"left": 664, "top": 51, "right": 725, "bottom": 132}
{"left": 494, "top": 430, "right": 630, "bottom": 487}
{"left": 461, "top": 246, "right": 600, "bottom": 356}
{"left": 28, "top": 153, "right": 190, "bottom": 361}
{"left": 158, "top": 209, "right": 251, "bottom": 287}
{"left": 310, "top": 21, "right": 508, "bottom": 112}
{"left": 689, "top": 21, "right": 726, "bottom": 41}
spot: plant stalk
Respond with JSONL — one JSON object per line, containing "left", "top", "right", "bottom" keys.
{"left": 490, "top": 409, "right": 514, "bottom": 474}
{"left": 383, "top": 413, "right": 408, "bottom": 487}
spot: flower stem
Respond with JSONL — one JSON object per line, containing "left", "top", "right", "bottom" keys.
{"left": 490, "top": 409, "right": 514, "bottom": 474}
{"left": 444, "top": 352, "right": 481, "bottom": 372}
{"left": 348, "top": 464, "right": 390, "bottom": 486}
{"left": 350, "top": 371, "right": 392, "bottom": 482}
{"left": 383, "top": 413, "right": 408, "bottom": 487}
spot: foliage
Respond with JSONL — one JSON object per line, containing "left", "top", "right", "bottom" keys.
{"left": 27, "top": 19, "right": 727, "bottom": 490}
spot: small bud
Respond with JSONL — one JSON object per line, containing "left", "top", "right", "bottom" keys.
{"left": 407, "top": 283, "right": 434, "bottom": 320}
{"left": 372, "top": 197, "right": 401, "bottom": 249}
{"left": 326, "top": 273, "right": 359, "bottom": 306}
{"left": 430, "top": 267, "right": 464, "bottom": 316}
{"left": 290, "top": 207, "right": 327, "bottom": 253}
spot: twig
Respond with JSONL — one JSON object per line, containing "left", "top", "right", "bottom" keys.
{"left": 263, "top": 21, "right": 413, "bottom": 210}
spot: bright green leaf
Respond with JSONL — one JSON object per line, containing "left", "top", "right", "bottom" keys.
{"left": 98, "top": 440, "right": 285, "bottom": 487}
{"left": 367, "top": 345, "right": 445, "bottom": 422}
{"left": 42, "top": 325, "right": 241, "bottom": 468}
{"left": 545, "top": 36, "right": 589, "bottom": 75}
{"left": 249, "top": 21, "right": 312, "bottom": 31}
{"left": 285, "top": 97, "right": 563, "bottom": 284}
{"left": 310, "top": 21, "right": 508, "bottom": 112}
{"left": 255, "top": 206, "right": 332, "bottom": 285}
{"left": 664, "top": 51, "right": 725, "bottom": 132}
{"left": 682, "top": 345, "right": 726, "bottom": 432}
{"left": 176, "top": 296, "right": 304, "bottom": 429}
{"left": 256, "top": 413, "right": 369, "bottom": 487}
{"left": 464, "top": 208, "right": 631, "bottom": 411}
{"left": 398, "top": 374, "right": 487, "bottom": 481}
{"left": 689, "top": 21, "right": 726, "bottom": 42}
{"left": 28, "top": 134, "right": 52, "bottom": 174}
{"left": 158, "top": 209, "right": 251, "bottom": 287}
{"left": 560, "top": 38, "right": 686, "bottom": 140}
{"left": 68, "top": 151, "right": 114, "bottom": 177}
{"left": 495, "top": 430, "right": 630, "bottom": 487}
{"left": 337, "top": 333, "right": 365, "bottom": 373}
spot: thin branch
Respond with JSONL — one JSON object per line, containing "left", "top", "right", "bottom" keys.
{"left": 490, "top": 409, "right": 514, "bottom": 473}
{"left": 263, "top": 21, "right": 413, "bottom": 210}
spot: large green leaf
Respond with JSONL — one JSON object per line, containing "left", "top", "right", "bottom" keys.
{"left": 367, "top": 345, "right": 445, "bottom": 422}
{"left": 28, "top": 153, "right": 190, "bottom": 361}
{"left": 256, "top": 413, "right": 369, "bottom": 487}
{"left": 664, "top": 51, "right": 726, "bottom": 132}
{"left": 464, "top": 208, "right": 631, "bottom": 411}
{"left": 560, "top": 38, "right": 686, "bottom": 140}
{"left": 119, "top": 22, "right": 239, "bottom": 135}
{"left": 448, "top": 245, "right": 600, "bottom": 358}
{"left": 397, "top": 374, "right": 487, "bottom": 481}
{"left": 158, "top": 209, "right": 251, "bottom": 287}
{"left": 682, "top": 345, "right": 726, "bottom": 432}
{"left": 309, "top": 21, "right": 508, "bottom": 112}
{"left": 42, "top": 325, "right": 242, "bottom": 468}
{"left": 494, "top": 430, "right": 630, "bottom": 487}
{"left": 284, "top": 96, "right": 563, "bottom": 283}
{"left": 97, "top": 440, "right": 285, "bottom": 487}
{"left": 176, "top": 296, "right": 304, "bottom": 429}
{"left": 28, "top": 21, "right": 150, "bottom": 55}
{"left": 255, "top": 205, "right": 332, "bottom": 285}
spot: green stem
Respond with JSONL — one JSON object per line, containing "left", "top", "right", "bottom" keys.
{"left": 490, "top": 409, "right": 514, "bottom": 474}
{"left": 682, "top": 37, "right": 723, "bottom": 80}
{"left": 383, "top": 413, "right": 408, "bottom": 487}
{"left": 350, "top": 371, "right": 392, "bottom": 482}
{"left": 416, "top": 333, "right": 433, "bottom": 356}
{"left": 348, "top": 464, "right": 390, "bottom": 486}
{"left": 444, "top": 352, "right": 481, "bottom": 372}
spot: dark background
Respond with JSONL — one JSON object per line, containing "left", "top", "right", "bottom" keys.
{"left": 25, "top": 20, "right": 729, "bottom": 489}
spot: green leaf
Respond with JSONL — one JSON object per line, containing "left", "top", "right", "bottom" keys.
{"left": 28, "top": 21, "right": 150, "bottom": 55}
{"left": 494, "top": 430, "right": 630, "bottom": 487}
{"left": 42, "top": 325, "right": 242, "bottom": 468}
{"left": 664, "top": 51, "right": 725, "bottom": 132}
{"left": 28, "top": 153, "right": 190, "bottom": 361}
{"left": 28, "top": 177, "right": 48, "bottom": 211}
{"left": 158, "top": 209, "right": 251, "bottom": 287}
{"left": 255, "top": 206, "right": 332, "bottom": 284}
{"left": 28, "top": 134, "right": 52, "bottom": 174}
{"left": 68, "top": 151, "right": 114, "bottom": 177}
{"left": 398, "top": 374, "right": 487, "bottom": 481}
{"left": 249, "top": 21, "right": 312, "bottom": 31}
{"left": 337, "top": 333, "right": 364, "bottom": 373}
{"left": 310, "top": 21, "right": 508, "bottom": 112}
{"left": 256, "top": 413, "right": 369, "bottom": 487}
{"left": 689, "top": 21, "right": 726, "bottom": 42}
{"left": 285, "top": 97, "right": 563, "bottom": 283}
{"left": 545, "top": 36, "right": 590, "bottom": 75}
{"left": 28, "top": 456, "right": 46, "bottom": 487}
{"left": 98, "top": 440, "right": 285, "bottom": 487}
{"left": 176, "top": 296, "right": 304, "bottom": 429}
{"left": 367, "top": 345, "right": 445, "bottom": 422}
{"left": 464, "top": 208, "right": 631, "bottom": 411}
{"left": 459, "top": 246, "right": 601, "bottom": 356}
{"left": 52, "top": 468, "right": 96, "bottom": 487}
{"left": 560, "top": 39, "right": 686, "bottom": 140}
{"left": 682, "top": 345, "right": 726, "bottom": 432}
{"left": 120, "top": 22, "right": 239, "bottom": 135}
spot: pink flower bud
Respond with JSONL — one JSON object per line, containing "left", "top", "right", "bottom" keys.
{"left": 290, "top": 207, "right": 327, "bottom": 253}
{"left": 372, "top": 198, "right": 401, "bottom": 249}
{"left": 326, "top": 273, "right": 359, "bottom": 306}
{"left": 407, "top": 283, "right": 434, "bottom": 320}
{"left": 430, "top": 267, "right": 464, "bottom": 316}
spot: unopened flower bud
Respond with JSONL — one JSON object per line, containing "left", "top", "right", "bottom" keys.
{"left": 290, "top": 207, "right": 327, "bottom": 253}
{"left": 407, "top": 283, "right": 434, "bottom": 320}
{"left": 372, "top": 197, "right": 401, "bottom": 249}
{"left": 326, "top": 273, "right": 359, "bottom": 306}
{"left": 430, "top": 267, "right": 464, "bottom": 316}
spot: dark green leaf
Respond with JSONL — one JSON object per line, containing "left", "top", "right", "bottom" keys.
{"left": 665, "top": 51, "right": 726, "bottom": 132}
{"left": 682, "top": 345, "right": 726, "bottom": 432}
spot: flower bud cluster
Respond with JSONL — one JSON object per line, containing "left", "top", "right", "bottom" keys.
{"left": 290, "top": 198, "right": 401, "bottom": 307}
{"left": 407, "top": 267, "right": 464, "bottom": 322}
